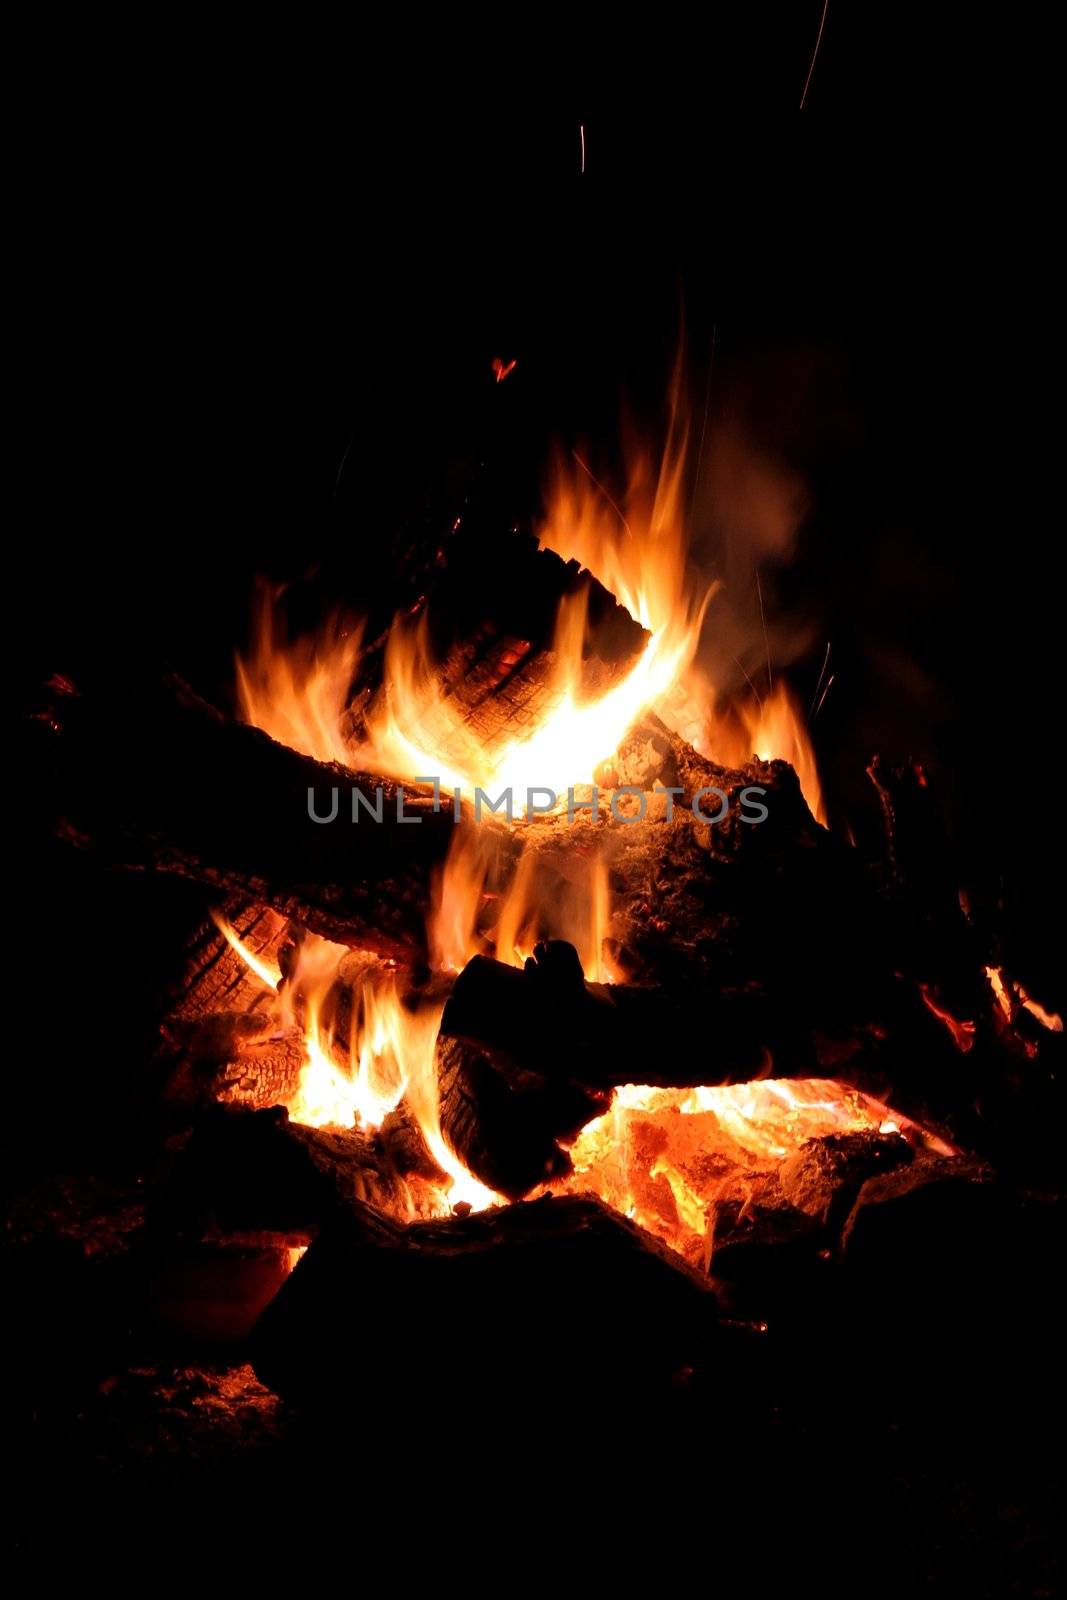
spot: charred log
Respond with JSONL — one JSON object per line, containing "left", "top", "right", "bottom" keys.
{"left": 37, "top": 672, "right": 516, "bottom": 957}
{"left": 153, "top": 1104, "right": 447, "bottom": 1239}
{"left": 867, "top": 754, "right": 985, "bottom": 1015}
{"left": 441, "top": 941, "right": 810, "bottom": 1089}
{"left": 250, "top": 1193, "right": 718, "bottom": 1411}
{"left": 436, "top": 1034, "right": 607, "bottom": 1199}
{"left": 840, "top": 1151, "right": 995, "bottom": 1272}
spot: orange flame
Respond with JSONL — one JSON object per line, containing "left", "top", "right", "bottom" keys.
{"left": 490, "top": 846, "right": 620, "bottom": 981}
{"left": 214, "top": 913, "right": 499, "bottom": 1212}
{"left": 237, "top": 369, "right": 824, "bottom": 823}
{"left": 919, "top": 983, "right": 976, "bottom": 1053}
{"left": 236, "top": 586, "right": 362, "bottom": 768}
{"left": 228, "top": 368, "right": 840, "bottom": 1216}
{"left": 702, "top": 682, "right": 826, "bottom": 824}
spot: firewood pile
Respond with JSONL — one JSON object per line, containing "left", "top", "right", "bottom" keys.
{"left": 32, "top": 520, "right": 1063, "bottom": 1410}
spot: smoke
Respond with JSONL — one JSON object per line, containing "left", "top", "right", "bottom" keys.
{"left": 690, "top": 412, "right": 815, "bottom": 699}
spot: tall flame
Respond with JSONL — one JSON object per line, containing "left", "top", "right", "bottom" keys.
{"left": 236, "top": 587, "right": 362, "bottom": 768}
{"left": 228, "top": 368, "right": 835, "bottom": 1216}
{"left": 237, "top": 373, "right": 824, "bottom": 819}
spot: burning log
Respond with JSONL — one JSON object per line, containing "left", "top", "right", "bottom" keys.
{"left": 42, "top": 664, "right": 997, "bottom": 1120}
{"left": 154, "top": 1103, "right": 448, "bottom": 1239}
{"left": 340, "top": 526, "right": 652, "bottom": 761}
{"left": 40, "top": 667, "right": 855, "bottom": 997}
{"left": 240, "top": 525, "right": 651, "bottom": 779}
{"left": 249, "top": 1193, "right": 718, "bottom": 1410}
{"left": 37, "top": 672, "right": 517, "bottom": 957}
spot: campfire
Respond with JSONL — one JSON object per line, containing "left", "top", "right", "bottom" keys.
{"left": 38, "top": 368, "right": 1061, "bottom": 1408}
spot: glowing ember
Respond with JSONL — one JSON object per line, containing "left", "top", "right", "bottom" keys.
{"left": 985, "top": 965, "right": 1063, "bottom": 1033}
{"left": 986, "top": 965, "right": 1013, "bottom": 1021}
{"left": 919, "top": 984, "right": 976, "bottom": 1052}
{"left": 551, "top": 1079, "right": 956, "bottom": 1266}
{"left": 1018, "top": 986, "right": 1063, "bottom": 1033}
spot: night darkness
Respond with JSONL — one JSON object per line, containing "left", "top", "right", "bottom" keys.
{"left": 9, "top": 15, "right": 1066, "bottom": 1591}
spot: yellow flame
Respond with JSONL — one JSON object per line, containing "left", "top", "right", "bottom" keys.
{"left": 209, "top": 909, "right": 282, "bottom": 990}
{"left": 216, "top": 913, "right": 500, "bottom": 1212}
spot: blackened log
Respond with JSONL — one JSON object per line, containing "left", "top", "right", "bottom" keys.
{"left": 37, "top": 672, "right": 517, "bottom": 957}
{"left": 436, "top": 1034, "right": 608, "bottom": 1199}
{"left": 153, "top": 1104, "right": 447, "bottom": 1239}
{"left": 840, "top": 1152, "right": 994, "bottom": 1272}
{"left": 866, "top": 755, "right": 985, "bottom": 1014}
{"left": 441, "top": 941, "right": 810, "bottom": 1088}
{"left": 249, "top": 1193, "right": 718, "bottom": 1411}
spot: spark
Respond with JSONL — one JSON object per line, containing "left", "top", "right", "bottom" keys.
{"left": 733, "top": 655, "right": 764, "bottom": 712}
{"left": 571, "top": 450, "right": 633, "bottom": 539}
{"left": 333, "top": 433, "right": 356, "bottom": 500}
{"left": 809, "top": 640, "right": 832, "bottom": 719}
{"left": 800, "top": 0, "right": 830, "bottom": 110}
{"left": 755, "top": 570, "right": 773, "bottom": 691}
{"left": 814, "top": 673, "right": 836, "bottom": 719}
{"left": 579, "top": 123, "right": 586, "bottom": 173}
